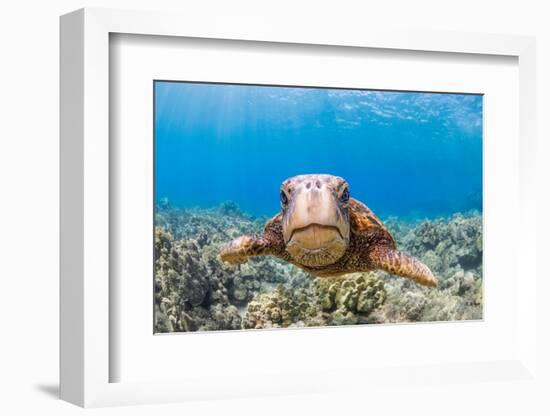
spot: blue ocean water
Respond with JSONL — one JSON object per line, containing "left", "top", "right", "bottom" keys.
{"left": 154, "top": 81, "right": 482, "bottom": 220}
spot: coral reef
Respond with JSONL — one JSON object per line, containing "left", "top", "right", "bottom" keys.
{"left": 391, "top": 212, "right": 482, "bottom": 279}
{"left": 154, "top": 227, "right": 242, "bottom": 332}
{"left": 154, "top": 202, "right": 483, "bottom": 332}
{"left": 154, "top": 205, "right": 311, "bottom": 332}
{"left": 371, "top": 212, "right": 483, "bottom": 323}
{"left": 315, "top": 273, "right": 386, "bottom": 325}
{"left": 243, "top": 286, "right": 323, "bottom": 329}
{"left": 242, "top": 273, "right": 387, "bottom": 329}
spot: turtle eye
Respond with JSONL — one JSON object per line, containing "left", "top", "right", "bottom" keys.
{"left": 340, "top": 187, "right": 349, "bottom": 203}
{"left": 280, "top": 190, "right": 289, "bottom": 207}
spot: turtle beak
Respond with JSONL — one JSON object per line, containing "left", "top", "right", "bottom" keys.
{"left": 281, "top": 180, "right": 349, "bottom": 267}
{"left": 282, "top": 182, "right": 349, "bottom": 245}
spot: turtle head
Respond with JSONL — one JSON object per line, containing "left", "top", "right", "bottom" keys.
{"left": 280, "top": 174, "right": 351, "bottom": 267}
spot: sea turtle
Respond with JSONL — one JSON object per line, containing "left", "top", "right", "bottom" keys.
{"left": 219, "top": 174, "right": 437, "bottom": 287}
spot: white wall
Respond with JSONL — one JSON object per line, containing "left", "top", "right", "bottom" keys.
{"left": 1, "top": 0, "right": 548, "bottom": 414}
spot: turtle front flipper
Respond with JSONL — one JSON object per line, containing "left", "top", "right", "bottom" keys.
{"left": 367, "top": 245, "right": 438, "bottom": 288}
{"left": 219, "top": 235, "right": 271, "bottom": 265}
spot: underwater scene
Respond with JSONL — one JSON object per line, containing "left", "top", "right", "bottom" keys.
{"left": 154, "top": 81, "right": 483, "bottom": 333}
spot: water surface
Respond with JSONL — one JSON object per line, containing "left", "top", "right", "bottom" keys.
{"left": 154, "top": 82, "right": 482, "bottom": 219}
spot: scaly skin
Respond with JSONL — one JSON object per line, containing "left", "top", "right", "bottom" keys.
{"left": 219, "top": 176, "right": 437, "bottom": 288}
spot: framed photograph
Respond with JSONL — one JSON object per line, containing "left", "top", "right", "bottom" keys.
{"left": 152, "top": 80, "right": 481, "bottom": 334}
{"left": 60, "top": 8, "right": 538, "bottom": 407}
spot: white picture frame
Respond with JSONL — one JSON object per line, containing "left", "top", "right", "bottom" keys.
{"left": 60, "top": 7, "right": 538, "bottom": 408}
